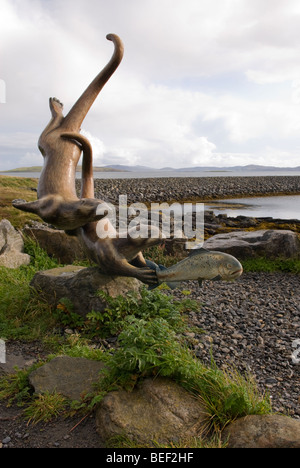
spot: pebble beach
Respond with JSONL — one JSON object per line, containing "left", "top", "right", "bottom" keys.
{"left": 169, "top": 273, "right": 300, "bottom": 419}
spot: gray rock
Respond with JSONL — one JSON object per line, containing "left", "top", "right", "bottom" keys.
{"left": 204, "top": 229, "right": 300, "bottom": 259}
{"left": 96, "top": 377, "right": 208, "bottom": 445}
{"left": 0, "top": 219, "right": 30, "bottom": 268}
{"left": 2, "top": 437, "right": 11, "bottom": 445}
{"left": 29, "top": 356, "right": 106, "bottom": 401}
{"left": 30, "top": 265, "right": 142, "bottom": 317}
{"left": 0, "top": 353, "right": 35, "bottom": 375}
{"left": 23, "top": 224, "right": 86, "bottom": 264}
{"left": 223, "top": 414, "right": 300, "bottom": 448}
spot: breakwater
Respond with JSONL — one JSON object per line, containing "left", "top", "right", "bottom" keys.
{"left": 76, "top": 175, "right": 300, "bottom": 205}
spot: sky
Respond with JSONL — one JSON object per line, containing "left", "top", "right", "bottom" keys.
{"left": 1, "top": 0, "right": 300, "bottom": 170}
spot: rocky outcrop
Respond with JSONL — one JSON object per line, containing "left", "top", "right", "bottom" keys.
{"left": 96, "top": 377, "right": 208, "bottom": 445}
{"left": 0, "top": 219, "right": 30, "bottom": 268}
{"left": 203, "top": 229, "right": 300, "bottom": 259}
{"left": 223, "top": 414, "right": 300, "bottom": 448}
{"left": 27, "top": 355, "right": 300, "bottom": 447}
{"left": 30, "top": 265, "right": 142, "bottom": 317}
{"left": 23, "top": 224, "right": 86, "bottom": 264}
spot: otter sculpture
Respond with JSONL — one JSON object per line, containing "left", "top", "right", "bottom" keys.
{"left": 13, "top": 34, "right": 161, "bottom": 286}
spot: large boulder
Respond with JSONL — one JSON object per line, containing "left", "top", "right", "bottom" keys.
{"left": 30, "top": 265, "right": 142, "bottom": 317}
{"left": 96, "top": 377, "right": 207, "bottom": 445}
{"left": 0, "top": 219, "right": 30, "bottom": 268}
{"left": 204, "top": 229, "right": 300, "bottom": 259}
{"left": 223, "top": 414, "right": 300, "bottom": 448}
{"left": 29, "top": 356, "right": 106, "bottom": 401}
{"left": 23, "top": 224, "right": 86, "bottom": 264}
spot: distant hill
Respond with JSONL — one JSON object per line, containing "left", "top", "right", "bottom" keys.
{"left": 103, "top": 164, "right": 156, "bottom": 172}
{"left": 104, "top": 164, "right": 300, "bottom": 172}
{"left": 2, "top": 166, "right": 43, "bottom": 172}
{"left": 171, "top": 164, "right": 300, "bottom": 172}
{"left": 2, "top": 164, "right": 300, "bottom": 173}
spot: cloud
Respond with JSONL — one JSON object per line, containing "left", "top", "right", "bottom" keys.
{"left": 1, "top": 0, "right": 300, "bottom": 170}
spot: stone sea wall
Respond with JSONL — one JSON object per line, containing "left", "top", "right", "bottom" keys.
{"left": 75, "top": 175, "right": 300, "bottom": 204}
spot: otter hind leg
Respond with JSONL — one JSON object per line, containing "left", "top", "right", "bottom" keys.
{"left": 49, "top": 97, "right": 64, "bottom": 118}
{"left": 13, "top": 196, "right": 107, "bottom": 231}
{"left": 102, "top": 237, "right": 161, "bottom": 285}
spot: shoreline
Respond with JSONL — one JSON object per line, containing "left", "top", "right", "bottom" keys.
{"left": 1, "top": 173, "right": 299, "bottom": 220}
{"left": 1, "top": 173, "right": 300, "bottom": 202}
{"left": 76, "top": 175, "right": 300, "bottom": 204}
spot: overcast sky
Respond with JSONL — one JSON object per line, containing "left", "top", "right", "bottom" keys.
{"left": 1, "top": 0, "right": 300, "bottom": 170}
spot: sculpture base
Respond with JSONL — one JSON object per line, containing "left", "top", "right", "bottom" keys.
{"left": 30, "top": 265, "right": 142, "bottom": 318}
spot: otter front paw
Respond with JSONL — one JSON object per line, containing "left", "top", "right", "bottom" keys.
{"left": 135, "top": 267, "right": 159, "bottom": 286}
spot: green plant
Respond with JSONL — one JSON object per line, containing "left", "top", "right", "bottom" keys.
{"left": 0, "top": 361, "right": 47, "bottom": 407}
{"left": 184, "top": 364, "right": 272, "bottom": 430}
{"left": 109, "top": 316, "right": 189, "bottom": 375}
{"left": 242, "top": 257, "right": 300, "bottom": 274}
{"left": 105, "top": 433, "right": 226, "bottom": 449}
{"left": 59, "top": 333, "right": 105, "bottom": 361}
{"left": 85, "top": 288, "right": 197, "bottom": 338}
{"left": 94, "top": 311, "right": 271, "bottom": 430}
{"left": 23, "top": 236, "right": 60, "bottom": 272}
{"left": 0, "top": 368, "right": 32, "bottom": 406}
{"left": 85, "top": 290, "right": 140, "bottom": 337}
{"left": 0, "top": 235, "right": 272, "bottom": 433}
{"left": 144, "top": 244, "right": 179, "bottom": 268}
{"left": 54, "top": 298, "right": 85, "bottom": 328}
{"left": 0, "top": 238, "right": 60, "bottom": 340}
{"left": 23, "top": 391, "right": 68, "bottom": 425}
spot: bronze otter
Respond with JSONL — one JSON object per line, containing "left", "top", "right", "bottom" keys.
{"left": 14, "top": 34, "right": 161, "bottom": 285}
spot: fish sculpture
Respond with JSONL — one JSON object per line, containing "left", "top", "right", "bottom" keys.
{"left": 146, "top": 247, "right": 243, "bottom": 289}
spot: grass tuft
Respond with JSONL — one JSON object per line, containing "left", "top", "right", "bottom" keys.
{"left": 242, "top": 257, "right": 300, "bottom": 274}
{"left": 23, "top": 391, "right": 68, "bottom": 425}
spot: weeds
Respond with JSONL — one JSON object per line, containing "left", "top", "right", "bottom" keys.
{"left": 0, "top": 236, "right": 272, "bottom": 436}
{"left": 84, "top": 288, "right": 195, "bottom": 338}
{"left": 0, "top": 237, "right": 59, "bottom": 339}
{"left": 106, "top": 433, "right": 227, "bottom": 449}
{"left": 100, "top": 314, "right": 271, "bottom": 431}
{"left": 242, "top": 257, "right": 300, "bottom": 274}
{"left": 0, "top": 367, "right": 33, "bottom": 406}
{"left": 23, "top": 392, "right": 68, "bottom": 425}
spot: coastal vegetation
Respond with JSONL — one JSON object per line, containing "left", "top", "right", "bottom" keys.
{"left": 0, "top": 237, "right": 272, "bottom": 438}
{"left": 0, "top": 175, "right": 39, "bottom": 228}
{"left": 0, "top": 174, "right": 299, "bottom": 446}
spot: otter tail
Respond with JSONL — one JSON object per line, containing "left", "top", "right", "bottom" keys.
{"left": 61, "top": 34, "right": 124, "bottom": 131}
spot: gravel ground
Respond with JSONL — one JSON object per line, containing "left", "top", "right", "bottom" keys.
{"left": 0, "top": 271, "right": 299, "bottom": 447}
{"left": 170, "top": 272, "right": 300, "bottom": 418}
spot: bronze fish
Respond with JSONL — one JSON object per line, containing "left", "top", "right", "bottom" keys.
{"left": 147, "top": 248, "right": 243, "bottom": 289}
